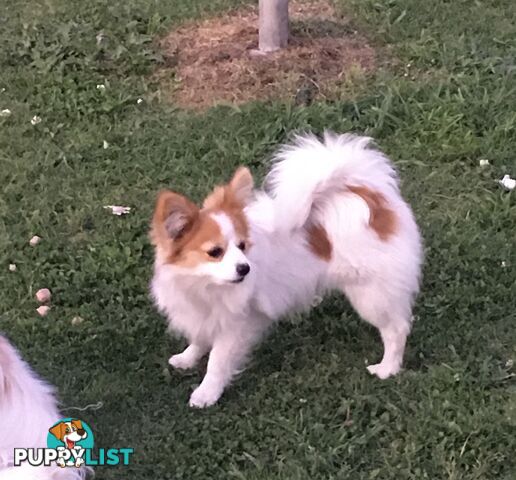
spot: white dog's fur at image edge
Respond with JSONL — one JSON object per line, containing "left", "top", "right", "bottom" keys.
{"left": 0, "top": 336, "right": 87, "bottom": 480}
{"left": 152, "top": 132, "right": 423, "bottom": 408}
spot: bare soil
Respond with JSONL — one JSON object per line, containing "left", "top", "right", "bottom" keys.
{"left": 158, "top": 0, "right": 376, "bottom": 109}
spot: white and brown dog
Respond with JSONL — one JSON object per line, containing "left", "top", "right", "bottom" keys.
{"left": 151, "top": 132, "right": 423, "bottom": 408}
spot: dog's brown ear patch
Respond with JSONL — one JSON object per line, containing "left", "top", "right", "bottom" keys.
{"left": 151, "top": 190, "right": 199, "bottom": 244}
{"left": 203, "top": 186, "right": 225, "bottom": 210}
{"left": 229, "top": 167, "right": 254, "bottom": 204}
{"left": 203, "top": 167, "right": 254, "bottom": 210}
{"left": 49, "top": 422, "right": 66, "bottom": 441}
{"left": 348, "top": 185, "right": 397, "bottom": 240}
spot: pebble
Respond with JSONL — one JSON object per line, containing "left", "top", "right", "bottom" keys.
{"left": 35, "top": 288, "right": 52, "bottom": 303}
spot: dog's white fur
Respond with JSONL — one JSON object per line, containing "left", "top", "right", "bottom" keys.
{"left": 152, "top": 132, "right": 423, "bottom": 408}
{"left": 0, "top": 335, "right": 86, "bottom": 479}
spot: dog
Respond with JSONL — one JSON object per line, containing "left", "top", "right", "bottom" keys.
{"left": 151, "top": 132, "right": 423, "bottom": 408}
{"left": 49, "top": 420, "right": 88, "bottom": 468}
{"left": 0, "top": 335, "right": 87, "bottom": 479}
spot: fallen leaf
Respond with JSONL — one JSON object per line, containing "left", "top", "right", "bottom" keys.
{"left": 104, "top": 205, "right": 131, "bottom": 215}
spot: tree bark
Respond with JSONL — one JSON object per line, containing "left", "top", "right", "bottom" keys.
{"left": 259, "top": 0, "right": 289, "bottom": 53}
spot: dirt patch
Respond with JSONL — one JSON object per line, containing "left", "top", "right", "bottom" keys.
{"left": 158, "top": 0, "right": 376, "bottom": 109}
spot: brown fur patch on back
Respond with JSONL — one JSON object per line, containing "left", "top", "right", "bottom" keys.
{"left": 306, "top": 224, "right": 332, "bottom": 261}
{"left": 348, "top": 185, "right": 397, "bottom": 240}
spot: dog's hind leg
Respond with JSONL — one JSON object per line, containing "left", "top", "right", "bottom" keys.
{"left": 365, "top": 319, "right": 410, "bottom": 379}
{"left": 342, "top": 281, "right": 413, "bottom": 379}
{"left": 169, "top": 344, "right": 209, "bottom": 370}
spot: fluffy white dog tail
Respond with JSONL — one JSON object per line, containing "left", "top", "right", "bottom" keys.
{"left": 266, "top": 132, "right": 400, "bottom": 232}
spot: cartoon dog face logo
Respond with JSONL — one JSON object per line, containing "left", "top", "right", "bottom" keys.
{"left": 49, "top": 419, "right": 88, "bottom": 449}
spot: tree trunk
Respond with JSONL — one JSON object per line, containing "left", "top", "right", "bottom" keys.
{"left": 259, "top": 0, "right": 289, "bottom": 53}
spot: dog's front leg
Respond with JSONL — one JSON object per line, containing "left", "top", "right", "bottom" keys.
{"left": 169, "top": 343, "right": 209, "bottom": 370}
{"left": 188, "top": 332, "right": 253, "bottom": 408}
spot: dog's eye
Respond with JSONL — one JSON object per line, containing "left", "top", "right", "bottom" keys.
{"left": 207, "top": 247, "right": 223, "bottom": 258}
{"left": 65, "top": 428, "right": 70, "bottom": 434}
{"left": 237, "top": 241, "right": 246, "bottom": 251}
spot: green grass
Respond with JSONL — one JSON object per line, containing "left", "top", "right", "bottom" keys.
{"left": 1, "top": 0, "right": 515, "bottom": 478}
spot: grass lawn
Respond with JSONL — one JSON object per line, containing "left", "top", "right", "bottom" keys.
{"left": 1, "top": 0, "right": 515, "bottom": 478}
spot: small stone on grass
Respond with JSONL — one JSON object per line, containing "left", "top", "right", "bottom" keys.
{"left": 71, "top": 316, "right": 85, "bottom": 326}
{"left": 35, "top": 288, "right": 52, "bottom": 303}
{"left": 36, "top": 306, "right": 50, "bottom": 316}
{"left": 499, "top": 174, "right": 515, "bottom": 191}
{"left": 29, "top": 235, "right": 41, "bottom": 246}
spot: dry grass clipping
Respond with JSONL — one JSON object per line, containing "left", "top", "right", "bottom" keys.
{"left": 158, "top": 0, "right": 376, "bottom": 109}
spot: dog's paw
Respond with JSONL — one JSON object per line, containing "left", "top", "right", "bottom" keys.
{"left": 56, "top": 458, "right": 66, "bottom": 468}
{"left": 75, "top": 458, "right": 85, "bottom": 468}
{"left": 189, "top": 385, "right": 222, "bottom": 408}
{"left": 168, "top": 353, "right": 197, "bottom": 370}
{"left": 366, "top": 362, "right": 400, "bottom": 379}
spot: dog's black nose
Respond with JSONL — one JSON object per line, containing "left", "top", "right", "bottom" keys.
{"left": 236, "top": 263, "right": 250, "bottom": 277}
{"left": 77, "top": 429, "right": 86, "bottom": 437}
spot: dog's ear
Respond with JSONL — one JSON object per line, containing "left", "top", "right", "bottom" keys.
{"left": 228, "top": 167, "right": 254, "bottom": 205}
{"left": 71, "top": 419, "right": 83, "bottom": 430}
{"left": 203, "top": 167, "right": 254, "bottom": 210}
{"left": 49, "top": 422, "right": 66, "bottom": 441}
{"left": 152, "top": 190, "right": 199, "bottom": 241}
